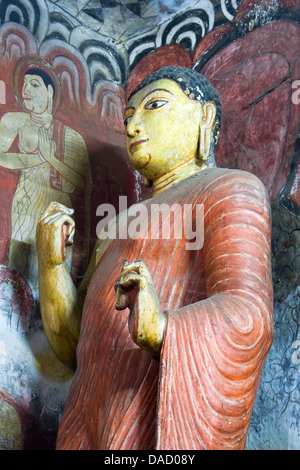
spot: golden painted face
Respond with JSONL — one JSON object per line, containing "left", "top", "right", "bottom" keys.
{"left": 22, "top": 74, "right": 51, "bottom": 114}
{"left": 125, "top": 79, "right": 204, "bottom": 181}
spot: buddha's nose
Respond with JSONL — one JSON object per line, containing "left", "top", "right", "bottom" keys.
{"left": 126, "top": 112, "right": 143, "bottom": 137}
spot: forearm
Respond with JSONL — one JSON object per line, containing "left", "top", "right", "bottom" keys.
{"left": 115, "top": 259, "right": 167, "bottom": 356}
{"left": 0, "top": 152, "right": 44, "bottom": 169}
{"left": 39, "top": 262, "right": 83, "bottom": 369}
{"left": 132, "top": 283, "right": 167, "bottom": 355}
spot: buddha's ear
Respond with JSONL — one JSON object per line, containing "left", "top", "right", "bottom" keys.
{"left": 198, "top": 102, "right": 216, "bottom": 161}
{"left": 47, "top": 85, "right": 54, "bottom": 114}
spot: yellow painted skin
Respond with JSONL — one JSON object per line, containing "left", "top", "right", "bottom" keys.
{"left": 115, "top": 259, "right": 167, "bottom": 356}
{"left": 36, "top": 79, "right": 217, "bottom": 368}
{"left": 125, "top": 79, "right": 216, "bottom": 192}
{"left": 0, "top": 400, "right": 23, "bottom": 450}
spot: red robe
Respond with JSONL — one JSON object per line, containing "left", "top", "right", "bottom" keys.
{"left": 56, "top": 168, "right": 273, "bottom": 450}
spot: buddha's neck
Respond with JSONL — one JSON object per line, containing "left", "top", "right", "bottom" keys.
{"left": 30, "top": 111, "right": 53, "bottom": 128}
{"left": 152, "top": 157, "right": 205, "bottom": 195}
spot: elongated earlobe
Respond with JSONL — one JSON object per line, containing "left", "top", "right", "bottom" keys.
{"left": 143, "top": 177, "right": 153, "bottom": 188}
{"left": 47, "top": 85, "right": 53, "bottom": 114}
{"left": 198, "top": 102, "right": 216, "bottom": 161}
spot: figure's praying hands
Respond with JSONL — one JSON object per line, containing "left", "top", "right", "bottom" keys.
{"left": 38, "top": 126, "right": 56, "bottom": 164}
{"left": 115, "top": 260, "right": 167, "bottom": 355}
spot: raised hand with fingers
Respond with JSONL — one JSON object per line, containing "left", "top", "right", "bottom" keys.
{"left": 38, "top": 125, "right": 56, "bottom": 164}
{"left": 36, "top": 202, "right": 81, "bottom": 369}
{"left": 115, "top": 259, "right": 167, "bottom": 356}
{"left": 36, "top": 201, "right": 75, "bottom": 268}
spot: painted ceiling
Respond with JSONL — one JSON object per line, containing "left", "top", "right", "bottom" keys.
{"left": 50, "top": 0, "right": 239, "bottom": 41}
{"left": 0, "top": 0, "right": 243, "bottom": 84}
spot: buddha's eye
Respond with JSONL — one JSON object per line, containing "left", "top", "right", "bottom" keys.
{"left": 124, "top": 115, "right": 133, "bottom": 127}
{"left": 145, "top": 99, "right": 168, "bottom": 110}
{"left": 30, "top": 80, "right": 41, "bottom": 88}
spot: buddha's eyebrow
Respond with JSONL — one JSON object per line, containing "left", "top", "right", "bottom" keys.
{"left": 126, "top": 88, "right": 174, "bottom": 112}
{"left": 142, "top": 88, "right": 174, "bottom": 100}
{"left": 125, "top": 106, "right": 135, "bottom": 113}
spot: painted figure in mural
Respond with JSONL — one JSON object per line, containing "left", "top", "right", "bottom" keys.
{"left": 0, "top": 58, "right": 92, "bottom": 292}
{"left": 36, "top": 66, "right": 274, "bottom": 450}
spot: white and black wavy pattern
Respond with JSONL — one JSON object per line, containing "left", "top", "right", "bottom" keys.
{"left": 0, "top": 0, "right": 242, "bottom": 83}
{"left": 221, "top": 0, "right": 242, "bottom": 20}
{"left": 125, "top": 0, "right": 241, "bottom": 71}
{"left": 44, "top": 9, "right": 78, "bottom": 44}
{"left": 126, "top": 3, "right": 215, "bottom": 70}
{"left": 70, "top": 27, "right": 127, "bottom": 89}
{"left": 0, "top": 0, "right": 49, "bottom": 44}
{"left": 0, "top": 0, "right": 127, "bottom": 85}
{"left": 126, "top": 29, "right": 157, "bottom": 73}
{"left": 156, "top": 1, "right": 214, "bottom": 48}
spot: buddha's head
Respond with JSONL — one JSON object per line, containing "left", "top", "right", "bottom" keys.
{"left": 22, "top": 68, "right": 55, "bottom": 114}
{"left": 125, "top": 66, "right": 221, "bottom": 184}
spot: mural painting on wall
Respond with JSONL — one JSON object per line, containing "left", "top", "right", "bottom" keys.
{"left": 0, "top": 56, "right": 92, "bottom": 290}
{"left": 0, "top": 20, "right": 130, "bottom": 449}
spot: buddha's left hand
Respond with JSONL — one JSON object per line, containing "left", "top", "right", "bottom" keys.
{"left": 115, "top": 259, "right": 167, "bottom": 355}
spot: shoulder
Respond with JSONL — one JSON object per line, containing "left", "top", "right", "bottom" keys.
{"left": 200, "top": 169, "right": 271, "bottom": 228}
{"left": 198, "top": 167, "right": 265, "bottom": 187}
{"left": 195, "top": 168, "right": 269, "bottom": 200}
{"left": 0, "top": 111, "right": 29, "bottom": 130}
{"left": 182, "top": 168, "right": 271, "bottom": 223}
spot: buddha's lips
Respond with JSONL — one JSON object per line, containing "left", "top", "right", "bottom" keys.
{"left": 129, "top": 138, "right": 149, "bottom": 150}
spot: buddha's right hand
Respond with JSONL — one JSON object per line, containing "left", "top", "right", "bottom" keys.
{"left": 36, "top": 202, "right": 75, "bottom": 268}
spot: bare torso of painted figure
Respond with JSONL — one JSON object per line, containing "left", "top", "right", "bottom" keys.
{"left": 0, "top": 70, "right": 91, "bottom": 288}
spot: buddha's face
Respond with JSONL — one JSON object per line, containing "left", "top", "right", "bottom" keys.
{"left": 125, "top": 79, "right": 204, "bottom": 181}
{"left": 22, "top": 74, "right": 51, "bottom": 114}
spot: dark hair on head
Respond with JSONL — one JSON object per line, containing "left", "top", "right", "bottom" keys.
{"left": 129, "top": 66, "right": 221, "bottom": 140}
{"left": 24, "top": 68, "right": 56, "bottom": 97}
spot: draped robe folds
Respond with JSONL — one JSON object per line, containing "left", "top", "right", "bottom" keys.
{"left": 56, "top": 168, "right": 274, "bottom": 450}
